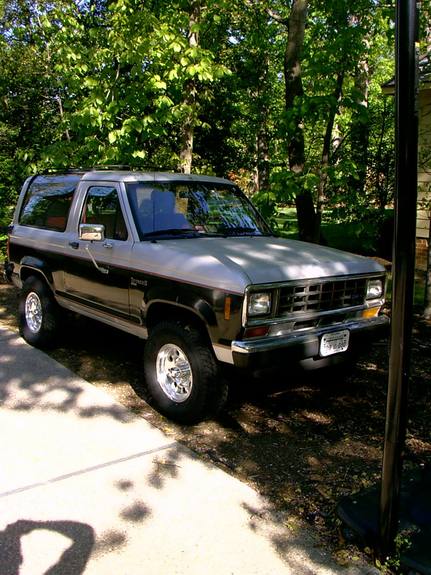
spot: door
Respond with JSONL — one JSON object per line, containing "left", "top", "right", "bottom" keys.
{"left": 63, "top": 183, "right": 132, "bottom": 319}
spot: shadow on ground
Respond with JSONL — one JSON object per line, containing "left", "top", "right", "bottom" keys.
{"left": 0, "top": 520, "right": 95, "bottom": 575}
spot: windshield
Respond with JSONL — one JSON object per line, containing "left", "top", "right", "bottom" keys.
{"left": 126, "top": 181, "right": 272, "bottom": 239}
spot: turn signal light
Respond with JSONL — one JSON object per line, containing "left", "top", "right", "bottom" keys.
{"left": 362, "top": 307, "right": 380, "bottom": 319}
{"left": 243, "top": 326, "right": 270, "bottom": 339}
{"left": 224, "top": 296, "right": 231, "bottom": 320}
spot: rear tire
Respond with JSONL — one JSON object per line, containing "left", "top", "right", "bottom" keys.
{"left": 144, "top": 321, "right": 224, "bottom": 424}
{"left": 18, "top": 276, "right": 60, "bottom": 348}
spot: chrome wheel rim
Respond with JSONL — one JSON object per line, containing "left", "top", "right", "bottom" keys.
{"left": 25, "top": 291, "right": 43, "bottom": 333}
{"left": 156, "top": 344, "right": 193, "bottom": 403}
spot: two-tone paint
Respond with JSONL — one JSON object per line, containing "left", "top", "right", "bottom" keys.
{"left": 7, "top": 170, "right": 389, "bottom": 368}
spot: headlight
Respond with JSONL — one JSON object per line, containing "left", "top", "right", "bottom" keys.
{"left": 366, "top": 279, "right": 383, "bottom": 300}
{"left": 248, "top": 292, "right": 271, "bottom": 316}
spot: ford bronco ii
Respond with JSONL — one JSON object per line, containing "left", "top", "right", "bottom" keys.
{"left": 5, "top": 170, "right": 389, "bottom": 422}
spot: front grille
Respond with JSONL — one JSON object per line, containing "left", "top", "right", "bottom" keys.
{"left": 278, "top": 278, "right": 367, "bottom": 316}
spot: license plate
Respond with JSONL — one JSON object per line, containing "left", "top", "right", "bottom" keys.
{"left": 320, "top": 330, "right": 350, "bottom": 357}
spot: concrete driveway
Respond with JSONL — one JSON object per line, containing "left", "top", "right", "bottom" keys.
{"left": 0, "top": 325, "right": 376, "bottom": 574}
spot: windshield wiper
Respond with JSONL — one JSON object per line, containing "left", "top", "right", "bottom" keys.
{"left": 141, "top": 228, "right": 200, "bottom": 239}
{"left": 219, "top": 226, "right": 261, "bottom": 236}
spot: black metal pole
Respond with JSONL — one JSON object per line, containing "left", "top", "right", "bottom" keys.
{"left": 379, "top": 0, "right": 419, "bottom": 559}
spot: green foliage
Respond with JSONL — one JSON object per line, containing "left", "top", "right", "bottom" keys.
{"left": 276, "top": 205, "right": 393, "bottom": 257}
{"left": 0, "top": 0, "right": 403, "bottom": 257}
{"left": 374, "top": 529, "right": 416, "bottom": 574}
{"left": 33, "top": 0, "right": 232, "bottom": 170}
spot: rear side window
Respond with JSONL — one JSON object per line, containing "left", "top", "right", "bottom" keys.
{"left": 19, "top": 176, "right": 79, "bottom": 232}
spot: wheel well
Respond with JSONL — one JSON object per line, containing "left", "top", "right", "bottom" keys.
{"left": 146, "top": 303, "right": 211, "bottom": 342}
{"left": 20, "top": 267, "right": 51, "bottom": 290}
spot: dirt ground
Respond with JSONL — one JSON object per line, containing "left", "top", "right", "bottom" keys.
{"left": 1, "top": 276, "right": 430, "bottom": 570}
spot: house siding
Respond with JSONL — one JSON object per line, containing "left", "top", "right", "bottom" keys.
{"left": 416, "top": 88, "right": 431, "bottom": 269}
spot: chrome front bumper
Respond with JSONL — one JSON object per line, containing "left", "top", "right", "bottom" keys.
{"left": 229, "top": 315, "right": 390, "bottom": 367}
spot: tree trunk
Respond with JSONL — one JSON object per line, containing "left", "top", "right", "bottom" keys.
{"left": 256, "top": 115, "right": 270, "bottom": 193}
{"left": 285, "top": 0, "right": 306, "bottom": 171}
{"left": 349, "top": 55, "right": 370, "bottom": 197}
{"left": 179, "top": 92, "right": 195, "bottom": 174}
{"left": 284, "top": 0, "right": 318, "bottom": 242}
{"left": 56, "top": 94, "right": 71, "bottom": 142}
{"left": 253, "top": 21, "right": 270, "bottom": 194}
{"left": 374, "top": 97, "right": 392, "bottom": 212}
{"left": 179, "top": 1, "right": 200, "bottom": 174}
{"left": 316, "top": 71, "right": 344, "bottom": 231}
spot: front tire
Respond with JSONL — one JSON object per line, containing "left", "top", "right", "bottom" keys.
{"left": 18, "top": 276, "right": 60, "bottom": 348}
{"left": 144, "top": 321, "right": 224, "bottom": 424}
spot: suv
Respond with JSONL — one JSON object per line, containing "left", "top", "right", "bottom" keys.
{"left": 5, "top": 170, "right": 389, "bottom": 422}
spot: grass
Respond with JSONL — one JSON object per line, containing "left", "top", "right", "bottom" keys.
{"left": 384, "top": 273, "right": 428, "bottom": 311}
{"left": 275, "top": 206, "right": 381, "bottom": 256}
{"left": 414, "top": 274, "right": 426, "bottom": 305}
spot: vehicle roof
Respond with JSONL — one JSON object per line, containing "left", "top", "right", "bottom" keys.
{"left": 33, "top": 170, "right": 233, "bottom": 186}
{"left": 81, "top": 171, "right": 232, "bottom": 185}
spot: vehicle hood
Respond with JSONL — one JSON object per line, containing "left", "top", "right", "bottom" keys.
{"left": 132, "top": 236, "right": 385, "bottom": 294}
{"left": 211, "top": 236, "right": 385, "bottom": 284}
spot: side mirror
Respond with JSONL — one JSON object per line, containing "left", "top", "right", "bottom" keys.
{"left": 79, "top": 223, "right": 105, "bottom": 241}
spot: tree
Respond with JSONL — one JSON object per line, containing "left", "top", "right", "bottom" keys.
{"left": 0, "top": 0, "right": 398, "bottom": 256}
{"left": 259, "top": 0, "right": 317, "bottom": 240}
{"left": 0, "top": 0, "right": 66, "bottom": 218}
{"left": 178, "top": 0, "right": 200, "bottom": 173}
{"left": 30, "top": 0, "right": 231, "bottom": 171}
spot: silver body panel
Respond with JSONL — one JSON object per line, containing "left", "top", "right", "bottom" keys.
{"left": 130, "top": 236, "right": 384, "bottom": 292}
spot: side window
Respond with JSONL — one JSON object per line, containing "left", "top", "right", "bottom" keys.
{"left": 19, "top": 177, "right": 77, "bottom": 232}
{"left": 81, "top": 186, "right": 128, "bottom": 241}
{"left": 126, "top": 183, "right": 191, "bottom": 236}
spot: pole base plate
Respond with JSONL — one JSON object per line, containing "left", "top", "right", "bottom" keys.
{"left": 337, "top": 467, "right": 431, "bottom": 574}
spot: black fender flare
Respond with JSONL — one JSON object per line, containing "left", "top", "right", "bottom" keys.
{"left": 19, "top": 256, "right": 54, "bottom": 288}
{"left": 145, "top": 288, "right": 218, "bottom": 340}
